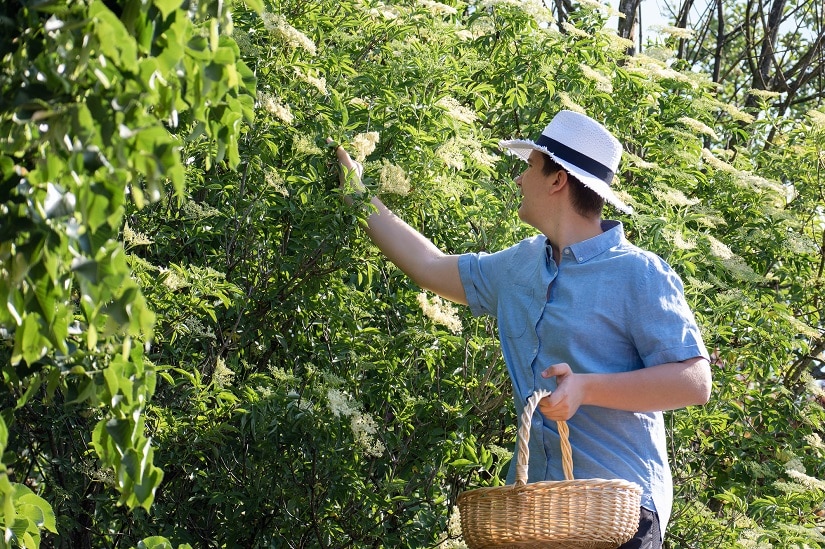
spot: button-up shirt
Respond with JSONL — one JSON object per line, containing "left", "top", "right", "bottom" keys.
{"left": 457, "top": 220, "right": 708, "bottom": 536}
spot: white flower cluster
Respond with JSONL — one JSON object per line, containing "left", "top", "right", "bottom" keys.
{"left": 418, "top": 0, "right": 458, "bottom": 16}
{"left": 436, "top": 96, "right": 478, "bottom": 125}
{"left": 653, "top": 185, "right": 700, "bottom": 208}
{"left": 748, "top": 88, "right": 783, "bottom": 100}
{"left": 417, "top": 292, "right": 463, "bottom": 333}
{"left": 265, "top": 168, "right": 289, "bottom": 197}
{"left": 668, "top": 229, "right": 697, "bottom": 251}
{"left": 436, "top": 138, "right": 467, "bottom": 170}
{"left": 808, "top": 109, "right": 825, "bottom": 129}
{"left": 213, "top": 356, "right": 235, "bottom": 388}
{"left": 579, "top": 64, "right": 612, "bottom": 93}
{"left": 696, "top": 98, "right": 755, "bottom": 124}
{"left": 182, "top": 317, "right": 216, "bottom": 340}
{"left": 182, "top": 200, "right": 220, "bottom": 219}
{"left": 293, "top": 67, "right": 327, "bottom": 95}
{"left": 651, "top": 25, "right": 695, "bottom": 40}
{"left": 561, "top": 22, "right": 590, "bottom": 38}
{"left": 378, "top": 159, "right": 411, "bottom": 195}
{"left": 558, "top": 92, "right": 586, "bottom": 114}
{"left": 293, "top": 135, "right": 322, "bottom": 156}
{"left": 369, "top": 3, "right": 404, "bottom": 20}
{"left": 257, "top": 91, "right": 294, "bottom": 125}
{"left": 160, "top": 267, "right": 188, "bottom": 291}
{"left": 435, "top": 505, "right": 468, "bottom": 547}
{"left": 677, "top": 116, "right": 719, "bottom": 140}
{"left": 123, "top": 222, "right": 152, "bottom": 247}
{"left": 435, "top": 136, "right": 497, "bottom": 172}
{"left": 261, "top": 12, "right": 316, "bottom": 55}
{"left": 326, "top": 389, "right": 386, "bottom": 457}
{"left": 476, "top": 0, "right": 553, "bottom": 25}
{"left": 785, "top": 456, "right": 825, "bottom": 491}
{"left": 351, "top": 131, "right": 380, "bottom": 162}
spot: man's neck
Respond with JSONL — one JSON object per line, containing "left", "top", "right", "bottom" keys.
{"left": 544, "top": 214, "right": 604, "bottom": 265}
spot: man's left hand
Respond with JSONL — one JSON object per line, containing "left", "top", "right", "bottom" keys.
{"left": 538, "top": 363, "right": 586, "bottom": 421}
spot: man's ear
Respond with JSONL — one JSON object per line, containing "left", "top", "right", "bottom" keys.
{"left": 548, "top": 169, "right": 568, "bottom": 192}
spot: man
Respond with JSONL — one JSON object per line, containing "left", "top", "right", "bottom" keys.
{"left": 333, "top": 110, "right": 712, "bottom": 548}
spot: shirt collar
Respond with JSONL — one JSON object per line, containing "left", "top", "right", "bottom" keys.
{"left": 545, "top": 220, "right": 624, "bottom": 264}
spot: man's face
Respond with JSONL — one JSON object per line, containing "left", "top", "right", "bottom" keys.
{"left": 515, "top": 150, "right": 557, "bottom": 225}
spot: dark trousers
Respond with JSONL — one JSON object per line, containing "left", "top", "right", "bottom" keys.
{"left": 617, "top": 508, "right": 661, "bottom": 549}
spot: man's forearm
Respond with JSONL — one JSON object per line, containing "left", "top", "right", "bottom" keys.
{"left": 361, "top": 197, "right": 467, "bottom": 305}
{"left": 581, "top": 357, "right": 712, "bottom": 412}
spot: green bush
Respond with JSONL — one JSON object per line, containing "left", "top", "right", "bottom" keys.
{"left": 1, "top": 0, "right": 823, "bottom": 547}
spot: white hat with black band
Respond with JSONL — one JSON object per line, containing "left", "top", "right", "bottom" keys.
{"left": 499, "top": 110, "right": 631, "bottom": 214}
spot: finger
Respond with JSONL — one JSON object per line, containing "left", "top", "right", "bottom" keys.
{"left": 541, "top": 362, "right": 568, "bottom": 378}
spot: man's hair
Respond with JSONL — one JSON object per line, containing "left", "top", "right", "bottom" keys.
{"left": 541, "top": 154, "right": 605, "bottom": 217}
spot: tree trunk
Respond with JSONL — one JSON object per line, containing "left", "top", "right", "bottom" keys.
{"left": 617, "top": 0, "right": 641, "bottom": 55}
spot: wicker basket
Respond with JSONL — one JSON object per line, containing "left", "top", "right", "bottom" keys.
{"left": 457, "top": 390, "right": 643, "bottom": 549}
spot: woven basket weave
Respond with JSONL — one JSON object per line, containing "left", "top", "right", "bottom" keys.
{"left": 457, "top": 390, "right": 643, "bottom": 549}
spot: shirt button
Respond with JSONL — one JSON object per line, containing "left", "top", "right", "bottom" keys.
{"left": 563, "top": 249, "right": 571, "bottom": 255}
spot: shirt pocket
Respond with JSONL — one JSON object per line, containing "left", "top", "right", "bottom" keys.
{"left": 497, "top": 286, "right": 537, "bottom": 339}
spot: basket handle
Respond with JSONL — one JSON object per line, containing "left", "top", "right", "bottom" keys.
{"left": 514, "top": 389, "right": 574, "bottom": 486}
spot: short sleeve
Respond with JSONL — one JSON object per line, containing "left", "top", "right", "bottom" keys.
{"left": 458, "top": 252, "right": 498, "bottom": 317}
{"left": 629, "top": 256, "right": 709, "bottom": 367}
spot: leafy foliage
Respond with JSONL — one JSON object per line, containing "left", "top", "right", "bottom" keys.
{"left": 1, "top": 0, "right": 824, "bottom": 547}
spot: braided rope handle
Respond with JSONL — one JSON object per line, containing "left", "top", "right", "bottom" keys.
{"left": 514, "top": 389, "right": 574, "bottom": 486}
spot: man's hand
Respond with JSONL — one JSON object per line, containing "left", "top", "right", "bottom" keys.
{"left": 538, "top": 363, "right": 585, "bottom": 421}
{"left": 330, "top": 140, "right": 367, "bottom": 203}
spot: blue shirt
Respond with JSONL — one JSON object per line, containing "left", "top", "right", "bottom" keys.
{"left": 457, "top": 220, "right": 708, "bottom": 536}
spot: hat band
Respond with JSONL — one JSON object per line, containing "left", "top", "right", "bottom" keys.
{"left": 536, "top": 135, "right": 615, "bottom": 184}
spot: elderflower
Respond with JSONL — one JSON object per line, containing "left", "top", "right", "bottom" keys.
{"left": 436, "top": 138, "right": 466, "bottom": 170}
{"left": 579, "top": 64, "right": 612, "bottom": 93}
{"left": 261, "top": 12, "right": 316, "bottom": 55}
{"left": 470, "top": 148, "right": 498, "bottom": 169}
{"left": 265, "top": 168, "right": 289, "bottom": 197}
{"left": 706, "top": 235, "right": 733, "bottom": 260}
{"left": 561, "top": 21, "right": 590, "bottom": 38}
{"left": 351, "top": 131, "right": 380, "bottom": 162}
{"left": 785, "top": 457, "right": 825, "bottom": 491}
{"left": 455, "top": 29, "right": 474, "bottom": 41}
{"left": 678, "top": 116, "right": 719, "bottom": 140}
{"left": 417, "top": 292, "right": 463, "bottom": 333}
{"left": 293, "top": 67, "right": 327, "bottom": 95}
{"left": 326, "top": 389, "right": 385, "bottom": 457}
{"left": 558, "top": 92, "right": 586, "bottom": 114}
{"left": 712, "top": 100, "right": 755, "bottom": 124}
{"left": 748, "top": 88, "right": 782, "bottom": 100}
{"left": 653, "top": 186, "right": 700, "bottom": 208}
{"left": 293, "top": 134, "right": 322, "bottom": 156}
{"left": 599, "top": 31, "right": 634, "bottom": 53}
{"left": 351, "top": 413, "right": 385, "bottom": 457}
{"left": 327, "top": 389, "right": 359, "bottom": 418}
{"left": 258, "top": 91, "right": 294, "bottom": 124}
{"left": 212, "top": 356, "right": 235, "bottom": 388}
{"left": 808, "top": 109, "right": 825, "bottom": 129}
{"left": 378, "top": 159, "right": 411, "bottom": 195}
{"left": 160, "top": 267, "right": 187, "bottom": 291}
{"left": 369, "top": 3, "right": 403, "bottom": 20}
{"left": 436, "top": 96, "right": 478, "bottom": 125}
{"left": 624, "top": 151, "right": 657, "bottom": 170}
{"left": 701, "top": 148, "right": 737, "bottom": 173}
{"left": 418, "top": 0, "right": 457, "bottom": 16}
{"left": 669, "top": 230, "right": 697, "bottom": 251}
{"left": 122, "top": 222, "right": 152, "bottom": 247}
{"left": 182, "top": 200, "right": 219, "bottom": 219}
{"left": 652, "top": 25, "right": 695, "bottom": 40}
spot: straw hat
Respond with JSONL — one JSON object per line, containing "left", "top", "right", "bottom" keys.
{"left": 499, "top": 110, "right": 631, "bottom": 213}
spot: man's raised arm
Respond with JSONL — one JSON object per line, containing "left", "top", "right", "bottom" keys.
{"left": 334, "top": 145, "right": 467, "bottom": 305}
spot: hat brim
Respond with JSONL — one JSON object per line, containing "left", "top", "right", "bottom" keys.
{"left": 499, "top": 139, "right": 633, "bottom": 214}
